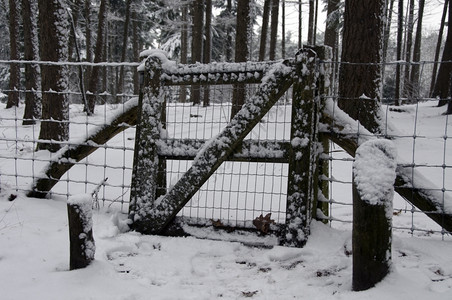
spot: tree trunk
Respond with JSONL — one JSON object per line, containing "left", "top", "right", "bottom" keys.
{"left": 7, "top": 0, "right": 20, "bottom": 109}
{"left": 338, "top": 0, "right": 384, "bottom": 134}
{"left": 434, "top": 0, "right": 452, "bottom": 107}
{"left": 86, "top": 0, "right": 108, "bottom": 115}
{"left": 203, "top": 0, "right": 212, "bottom": 107}
{"left": 179, "top": 4, "right": 188, "bottom": 102}
{"left": 231, "top": 0, "right": 251, "bottom": 119}
{"left": 307, "top": 0, "right": 315, "bottom": 45}
{"left": 409, "top": 0, "right": 425, "bottom": 100}
{"left": 403, "top": 0, "right": 415, "bottom": 99}
{"left": 259, "top": 0, "right": 271, "bottom": 61}
{"left": 226, "top": 0, "right": 233, "bottom": 62}
{"left": 191, "top": 0, "right": 204, "bottom": 105}
{"left": 281, "top": 0, "right": 285, "bottom": 58}
{"left": 84, "top": 0, "right": 92, "bottom": 84}
{"left": 67, "top": 0, "right": 82, "bottom": 61}
{"left": 382, "top": 0, "right": 395, "bottom": 65}
{"left": 117, "top": 0, "right": 132, "bottom": 97}
{"left": 430, "top": 0, "right": 448, "bottom": 97}
{"left": 37, "top": 0, "right": 69, "bottom": 152}
{"left": 395, "top": 0, "right": 403, "bottom": 105}
{"left": 298, "top": 0, "right": 302, "bottom": 48}
{"left": 269, "top": 0, "right": 279, "bottom": 60}
{"left": 22, "top": 0, "right": 41, "bottom": 125}
{"left": 132, "top": 9, "right": 140, "bottom": 95}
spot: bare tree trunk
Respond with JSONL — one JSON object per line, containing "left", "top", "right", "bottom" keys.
{"left": 259, "top": 0, "right": 271, "bottom": 61}
{"left": 307, "top": 0, "right": 315, "bottom": 45}
{"left": 226, "top": 0, "right": 233, "bottom": 62}
{"left": 68, "top": 0, "right": 82, "bottom": 61}
{"left": 430, "top": 0, "right": 448, "bottom": 97}
{"left": 179, "top": 4, "right": 188, "bottom": 102}
{"left": 191, "top": 0, "right": 204, "bottom": 105}
{"left": 37, "top": 0, "right": 69, "bottom": 152}
{"left": 86, "top": 0, "right": 108, "bottom": 115}
{"left": 84, "top": 0, "right": 92, "bottom": 85}
{"left": 22, "top": 0, "right": 41, "bottom": 125}
{"left": 409, "top": 0, "right": 425, "bottom": 100}
{"left": 338, "top": 0, "right": 384, "bottom": 134}
{"left": 7, "top": 0, "right": 20, "bottom": 109}
{"left": 382, "top": 0, "right": 395, "bottom": 65}
{"left": 231, "top": 0, "right": 251, "bottom": 119}
{"left": 117, "top": 0, "right": 132, "bottom": 97}
{"left": 281, "top": 0, "right": 285, "bottom": 58}
{"left": 395, "top": 0, "right": 403, "bottom": 105}
{"left": 203, "top": 0, "right": 212, "bottom": 107}
{"left": 132, "top": 9, "right": 140, "bottom": 95}
{"left": 434, "top": 0, "right": 452, "bottom": 107}
{"left": 269, "top": 0, "right": 279, "bottom": 60}
{"left": 403, "top": 0, "right": 414, "bottom": 99}
{"left": 298, "top": 0, "right": 302, "bottom": 48}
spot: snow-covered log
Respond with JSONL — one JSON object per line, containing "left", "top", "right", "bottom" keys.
{"left": 352, "top": 140, "right": 397, "bottom": 291}
{"left": 67, "top": 194, "right": 95, "bottom": 270}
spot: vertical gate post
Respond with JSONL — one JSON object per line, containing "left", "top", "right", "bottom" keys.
{"left": 352, "top": 139, "right": 397, "bottom": 291}
{"left": 284, "top": 48, "right": 321, "bottom": 247}
{"left": 128, "top": 55, "right": 166, "bottom": 233}
{"left": 309, "top": 45, "right": 333, "bottom": 222}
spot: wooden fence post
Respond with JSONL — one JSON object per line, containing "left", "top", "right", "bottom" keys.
{"left": 68, "top": 194, "right": 95, "bottom": 270}
{"left": 284, "top": 47, "right": 320, "bottom": 247}
{"left": 128, "top": 54, "right": 166, "bottom": 232}
{"left": 352, "top": 139, "right": 397, "bottom": 291}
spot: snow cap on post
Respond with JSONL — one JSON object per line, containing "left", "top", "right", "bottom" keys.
{"left": 353, "top": 139, "right": 397, "bottom": 208}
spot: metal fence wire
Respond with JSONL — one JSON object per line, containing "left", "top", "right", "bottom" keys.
{"left": 0, "top": 59, "right": 450, "bottom": 239}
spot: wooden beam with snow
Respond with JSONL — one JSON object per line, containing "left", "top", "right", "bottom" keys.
{"left": 321, "top": 101, "right": 452, "bottom": 233}
{"left": 27, "top": 100, "right": 139, "bottom": 198}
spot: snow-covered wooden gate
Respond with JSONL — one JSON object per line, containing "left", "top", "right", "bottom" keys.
{"left": 128, "top": 47, "right": 331, "bottom": 247}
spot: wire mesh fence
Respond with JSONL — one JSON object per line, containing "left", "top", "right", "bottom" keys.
{"left": 0, "top": 59, "right": 451, "bottom": 239}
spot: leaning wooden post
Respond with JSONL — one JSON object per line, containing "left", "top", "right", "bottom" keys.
{"left": 68, "top": 194, "right": 95, "bottom": 270}
{"left": 352, "top": 139, "right": 397, "bottom": 291}
{"left": 128, "top": 53, "right": 165, "bottom": 231}
{"left": 284, "top": 48, "right": 320, "bottom": 247}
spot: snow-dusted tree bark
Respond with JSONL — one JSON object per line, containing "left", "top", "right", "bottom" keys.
{"left": 338, "top": 0, "right": 384, "bottom": 133}
{"left": 324, "top": 0, "right": 340, "bottom": 91}
{"left": 231, "top": 0, "right": 251, "bottom": 119}
{"left": 269, "top": 0, "right": 279, "bottom": 60}
{"left": 434, "top": 0, "right": 452, "bottom": 108}
{"left": 22, "top": 0, "right": 41, "bottom": 125}
{"left": 36, "top": 0, "right": 69, "bottom": 152}
{"left": 67, "top": 0, "right": 82, "bottom": 62}
{"left": 6, "top": 0, "right": 20, "bottom": 109}
{"left": 86, "top": 0, "right": 107, "bottom": 115}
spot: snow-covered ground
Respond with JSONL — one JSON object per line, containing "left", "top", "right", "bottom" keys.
{"left": 0, "top": 99, "right": 451, "bottom": 299}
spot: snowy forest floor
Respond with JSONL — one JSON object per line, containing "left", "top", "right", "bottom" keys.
{"left": 1, "top": 100, "right": 452, "bottom": 299}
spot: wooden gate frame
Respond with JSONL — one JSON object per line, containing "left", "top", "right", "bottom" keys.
{"left": 128, "top": 46, "right": 331, "bottom": 247}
